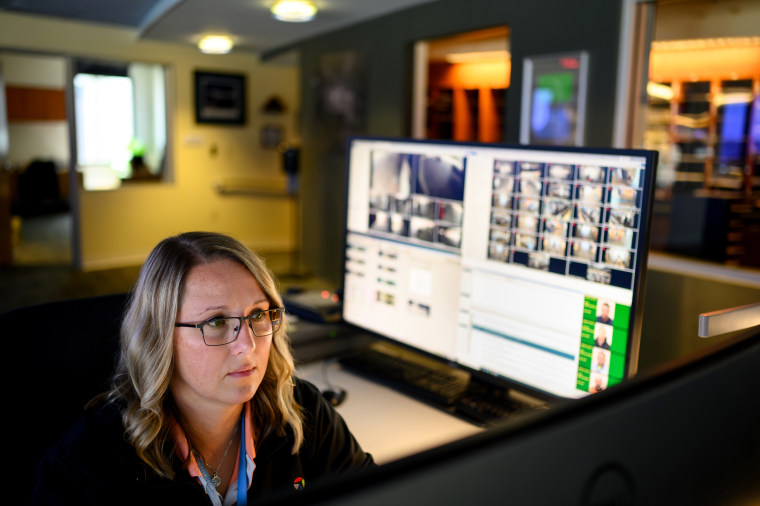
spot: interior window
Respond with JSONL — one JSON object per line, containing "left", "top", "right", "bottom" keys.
{"left": 73, "top": 59, "right": 167, "bottom": 189}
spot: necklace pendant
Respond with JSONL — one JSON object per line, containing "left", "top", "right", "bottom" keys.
{"left": 211, "top": 473, "right": 221, "bottom": 488}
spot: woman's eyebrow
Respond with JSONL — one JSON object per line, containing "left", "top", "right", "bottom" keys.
{"left": 202, "top": 299, "right": 270, "bottom": 314}
{"left": 248, "top": 299, "right": 271, "bottom": 311}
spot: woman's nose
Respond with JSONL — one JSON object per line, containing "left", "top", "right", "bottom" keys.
{"left": 231, "top": 319, "right": 256, "bottom": 352}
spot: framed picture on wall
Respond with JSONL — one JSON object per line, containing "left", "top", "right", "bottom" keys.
{"left": 194, "top": 71, "right": 246, "bottom": 125}
{"left": 519, "top": 51, "right": 589, "bottom": 146}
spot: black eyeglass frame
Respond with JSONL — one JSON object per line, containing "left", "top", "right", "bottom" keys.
{"left": 175, "top": 308, "right": 285, "bottom": 346}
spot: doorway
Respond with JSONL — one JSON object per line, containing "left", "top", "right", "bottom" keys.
{"left": 0, "top": 51, "right": 72, "bottom": 266}
{"left": 412, "top": 26, "right": 510, "bottom": 143}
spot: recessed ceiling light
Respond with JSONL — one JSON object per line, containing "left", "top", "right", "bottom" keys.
{"left": 271, "top": 0, "right": 318, "bottom": 22}
{"left": 198, "top": 35, "right": 234, "bottom": 54}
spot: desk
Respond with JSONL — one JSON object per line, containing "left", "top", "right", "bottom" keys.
{"left": 296, "top": 360, "right": 483, "bottom": 464}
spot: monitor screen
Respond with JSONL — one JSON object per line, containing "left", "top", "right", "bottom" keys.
{"left": 341, "top": 137, "right": 657, "bottom": 399}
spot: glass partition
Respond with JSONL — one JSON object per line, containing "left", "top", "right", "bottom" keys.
{"left": 73, "top": 58, "right": 169, "bottom": 189}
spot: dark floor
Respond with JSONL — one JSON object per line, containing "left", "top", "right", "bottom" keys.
{"left": 0, "top": 263, "right": 142, "bottom": 314}
{"left": 0, "top": 213, "right": 316, "bottom": 314}
{"left": 0, "top": 213, "right": 138, "bottom": 313}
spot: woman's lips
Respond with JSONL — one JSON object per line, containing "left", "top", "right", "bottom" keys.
{"left": 228, "top": 366, "right": 255, "bottom": 378}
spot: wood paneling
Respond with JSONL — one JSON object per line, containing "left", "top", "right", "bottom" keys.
{"left": 5, "top": 86, "right": 66, "bottom": 121}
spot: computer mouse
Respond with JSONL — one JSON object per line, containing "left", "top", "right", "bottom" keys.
{"left": 322, "top": 388, "right": 346, "bottom": 407}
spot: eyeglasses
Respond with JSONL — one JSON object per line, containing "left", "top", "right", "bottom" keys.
{"left": 175, "top": 308, "right": 284, "bottom": 346}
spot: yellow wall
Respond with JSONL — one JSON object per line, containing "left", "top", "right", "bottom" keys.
{"left": 0, "top": 12, "right": 300, "bottom": 270}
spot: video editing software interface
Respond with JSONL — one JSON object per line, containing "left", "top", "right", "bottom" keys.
{"left": 342, "top": 137, "right": 656, "bottom": 399}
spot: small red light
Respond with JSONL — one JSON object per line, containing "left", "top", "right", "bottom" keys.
{"left": 560, "top": 58, "right": 579, "bottom": 69}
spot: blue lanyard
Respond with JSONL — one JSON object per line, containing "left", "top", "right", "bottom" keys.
{"left": 237, "top": 413, "right": 247, "bottom": 506}
{"left": 194, "top": 452, "right": 223, "bottom": 506}
{"left": 195, "top": 414, "right": 249, "bottom": 506}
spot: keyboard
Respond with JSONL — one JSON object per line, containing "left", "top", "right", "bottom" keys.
{"left": 339, "top": 341, "right": 544, "bottom": 426}
{"left": 453, "top": 382, "right": 533, "bottom": 426}
{"left": 339, "top": 343, "right": 469, "bottom": 406}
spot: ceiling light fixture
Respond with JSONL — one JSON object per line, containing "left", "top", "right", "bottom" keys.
{"left": 198, "top": 35, "right": 234, "bottom": 54}
{"left": 271, "top": 0, "right": 317, "bottom": 22}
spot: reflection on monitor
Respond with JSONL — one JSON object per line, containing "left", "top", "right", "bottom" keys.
{"left": 343, "top": 137, "right": 657, "bottom": 399}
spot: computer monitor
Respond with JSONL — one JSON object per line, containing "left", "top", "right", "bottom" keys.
{"left": 341, "top": 137, "right": 658, "bottom": 400}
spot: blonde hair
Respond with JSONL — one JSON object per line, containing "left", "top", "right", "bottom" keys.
{"left": 108, "top": 232, "right": 303, "bottom": 478}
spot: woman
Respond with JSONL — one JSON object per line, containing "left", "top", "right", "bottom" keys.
{"left": 33, "top": 232, "right": 374, "bottom": 505}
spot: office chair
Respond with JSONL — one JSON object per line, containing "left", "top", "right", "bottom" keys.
{"left": 4, "top": 293, "right": 128, "bottom": 503}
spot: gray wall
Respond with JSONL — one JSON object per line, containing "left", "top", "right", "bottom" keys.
{"left": 276, "top": 0, "right": 625, "bottom": 284}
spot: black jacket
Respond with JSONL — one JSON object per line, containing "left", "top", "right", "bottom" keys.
{"left": 32, "top": 378, "right": 374, "bottom": 505}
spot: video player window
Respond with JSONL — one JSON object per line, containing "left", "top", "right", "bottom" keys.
{"left": 574, "top": 223, "right": 599, "bottom": 241}
{"left": 438, "top": 225, "right": 462, "bottom": 248}
{"left": 548, "top": 163, "right": 573, "bottom": 180}
{"left": 578, "top": 206, "right": 601, "bottom": 224}
{"left": 518, "top": 162, "right": 543, "bottom": 196}
{"left": 439, "top": 202, "right": 464, "bottom": 225}
{"left": 415, "top": 155, "right": 465, "bottom": 201}
{"left": 518, "top": 198, "right": 540, "bottom": 214}
{"left": 410, "top": 216, "right": 435, "bottom": 242}
{"left": 543, "top": 235, "right": 567, "bottom": 256}
{"left": 390, "top": 215, "right": 408, "bottom": 236}
{"left": 489, "top": 228, "right": 511, "bottom": 262}
{"left": 413, "top": 196, "right": 436, "bottom": 220}
{"left": 578, "top": 165, "right": 605, "bottom": 183}
{"left": 516, "top": 214, "right": 538, "bottom": 232}
{"left": 572, "top": 240, "right": 597, "bottom": 261}
{"left": 369, "top": 211, "right": 390, "bottom": 232}
{"left": 547, "top": 182, "right": 572, "bottom": 199}
{"left": 492, "top": 192, "right": 512, "bottom": 209}
{"left": 370, "top": 151, "right": 413, "bottom": 193}
{"left": 369, "top": 194, "right": 389, "bottom": 211}
{"left": 609, "top": 209, "right": 637, "bottom": 228}
{"left": 543, "top": 218, "right": 567, "bottom": 236}
{"left": 607, "top": 226, "right": 634, "bottom": 248}
{"left": 611, "top": 167, "right": 641, "bottom": 186}
{"left": 515, "top": 233, "right": 538, "bottom": 250}
{"left": 528, "top": 252, "right": 550, "bottom": 270}
{"left": 544, "top": 199, "right": 573, "bottom": 221}
{"left": 579, "top": 184, "right": 603, "bottom": 204}
{"left": 493, "top": 175, "right": 514, "bottom": 193}
{"left": 610, "top": 187, "right": 638, "bottom": 208}
{"left": 390, "top": 196, "right": 411, "bottom": 215}
{"left": 604, "top": 247, "right": 632, "bottom": 269}
{"left": 492, "top": 211, "right": 512, "bottom": 227}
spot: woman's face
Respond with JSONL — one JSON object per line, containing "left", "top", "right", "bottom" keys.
{"left": 171, "top": 259, "right": 273, "bottom": 413}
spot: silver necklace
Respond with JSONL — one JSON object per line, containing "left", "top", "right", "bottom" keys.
{"left": 202, "top": 423, "right": 239, "bottom": 488}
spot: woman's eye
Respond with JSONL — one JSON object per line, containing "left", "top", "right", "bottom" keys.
{"left": 206, "top": 318, "right": 229, "bottom": 329}
{"left": 249, "top": 312, "right": 265, "bottom": 322}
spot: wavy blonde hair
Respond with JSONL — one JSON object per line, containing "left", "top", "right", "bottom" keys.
{"left": 107, "top": 231, "right": 303, "bottom": 478}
